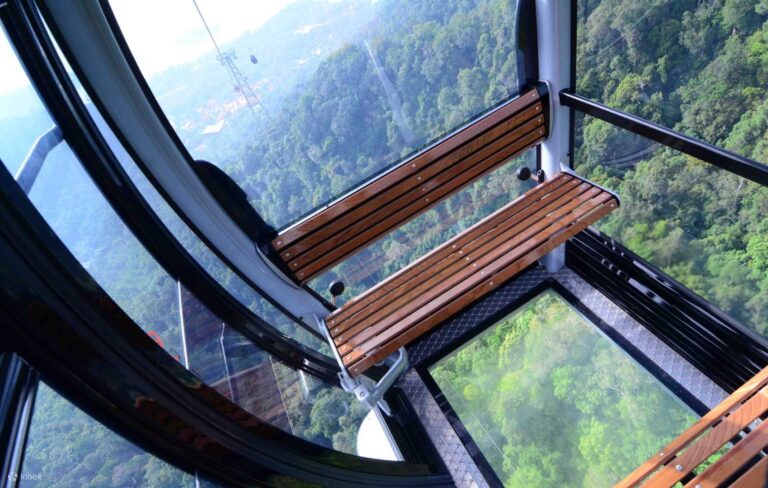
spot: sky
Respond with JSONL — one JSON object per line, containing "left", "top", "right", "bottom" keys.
{"left": 0, "top": 0, "right": 295, "bottom": 96}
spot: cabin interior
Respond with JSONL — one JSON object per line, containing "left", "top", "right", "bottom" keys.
{"left": 1, "top": 0, "right": 768, "bottom": 487}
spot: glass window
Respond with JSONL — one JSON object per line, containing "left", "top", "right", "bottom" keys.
{"left": 575, "top": 112, "right": 768, "bottom": 336}
{"left": 89, "top": 106, "right": 329, "bottom": 354}
{"left": 576, "top": 0, "right": 768, "bottom": 167}
{"left": 38, "top": 21, "right": 329, "bottom": 355}
{"left": 0, "top": 36, "right": 52, "bottom": 176}
{"left": 309, "top": 150, "right": 537, "bottom": 304}
{"left": 109, "top": 0, "right": 526, "bottom": 228}
{"left": 428, "top": 290, "right": 696, "bottom": 486}
{"left": 20, "top": 382, "right": 195, "bottom": 488}
{"left": 179, "top": 285, "right": 370, "bottom": 456}
{"left": 0, "top": 24, "right": 371, "bottom": 454}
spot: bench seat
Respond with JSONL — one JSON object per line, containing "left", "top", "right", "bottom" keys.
{"left": 324, "top": 171, "right": 619, "bottom": 377}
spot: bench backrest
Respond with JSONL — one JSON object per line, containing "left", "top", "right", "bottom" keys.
{"left": 270, "top": 87, "right": 548, "bottom": 284}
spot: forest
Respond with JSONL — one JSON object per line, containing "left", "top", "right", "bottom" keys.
{"left": 1, "top": 0, "right": 767, "bottom": 485}
{"left": 575, "top": 0, "right": 768, "bottom": 335}
{"left": 430, "top": 291, "right": 697, "bottom": 487}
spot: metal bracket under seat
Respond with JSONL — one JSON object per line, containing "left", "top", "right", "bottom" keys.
{"left": 313, "top": 315, "right": 409, "bottom": 416}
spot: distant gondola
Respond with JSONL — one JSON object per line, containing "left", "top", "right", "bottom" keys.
{"left": 250, "top": 54, "right": 258, "bottom": 64}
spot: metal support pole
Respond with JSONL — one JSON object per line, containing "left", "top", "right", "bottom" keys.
{"left": 535, "top": 0, "right": 571, "bottom": 272}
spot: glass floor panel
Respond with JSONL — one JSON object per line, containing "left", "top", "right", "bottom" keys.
{"left": 427, "top": 289, "right": 697, "bottom": 487}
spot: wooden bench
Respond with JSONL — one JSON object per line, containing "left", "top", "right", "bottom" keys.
{"left": 617, "top": 365, "right": 768, "bottom": 488}
{"left": 324, "top": 172, "right": 619, "bottom": 377}
{"left": 270, "top": 87, "right": 547, "bottom": 284}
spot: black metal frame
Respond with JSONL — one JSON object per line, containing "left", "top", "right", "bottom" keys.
{"left": 0, "top": 353, "right": 38, "bottom": 488}
{"left": 0, "top": 156, "right": 450, "bottom": 486}
{"left": 568, "top": 229, "right": 768, "bottom": 393}
{"left": 416, "top": 278, "right": 709, "bottom": 488}
{"left": 560, "top": 91, "right": 768, "bottom": 187}
{"left": 1, "top": 0, "right": 341, "bottom": 382}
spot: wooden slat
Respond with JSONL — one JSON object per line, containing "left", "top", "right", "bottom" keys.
{"left": 642, "top": 387, "right": 768, "bottom": 487}
{"left": 340, "top": 192, "right": 614, "bottom": 367}
{"left": 729, "top": 454, "right": 768, "bottom": 488}
{"left": 340, "top": 191, "right": 611, "bottom": 364}
{"left": 616, "top": 366, "right": 768, "bottom": 488}
{"left": 334, "top": 183, "right": 599, "bottom": 350}
{"left": 293, "top": 130, "right": 545, "bottom": 281}
{"left": 345, "top": 197, "right": 617, "bottom": 376}
{"left": 684, "top": 420, "right": 768, "bottom": 488}
{"left": 327, "top": 173, "right": 576, "bottom": 331}
{"left": 273, "top": 88, "right": 541, "bottom": 252}
{"left": 280, "top": 103, "right": 545, "bottom": 262}
{"left": 326, "top": 172, "right": 572, "bottom": 317}
{"left": 329, "top": 178, "right": 581, "bottom": 339}
{"left": 291, "top": 122, "right": 545, "bottom": 280}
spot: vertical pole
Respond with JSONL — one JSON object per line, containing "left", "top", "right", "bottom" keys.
{"left": 176, "top": 281, "right": 190, "bottom": 369}
{"left": 535, "top": 0, "right": 571, "bottom": 272}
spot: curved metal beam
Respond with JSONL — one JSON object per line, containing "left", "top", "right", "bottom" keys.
{"left": 39, "top": 0, "right": 329, "bottom": 321}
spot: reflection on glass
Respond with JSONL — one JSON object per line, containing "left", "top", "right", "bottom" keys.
{"left": 42, "top": 22, "right": 328, "bottom": 354}
{"left": 429, "top": 290, "right": 695, "bottom": 486}
{"left": 0, "top": 25, "right": 183, "bottom": 357}
{"left": 110, "top": 0, "right": 524, "bottom": 228}
{"left": 88, "top": 106, "right": 328, "bottom": 354}
{"left": 179, "top": 285, "right": 369, "bottom": 455}
{"left": 309, "top": 150, "right": 537, "bottom": 304}
{"left": 576, "top": 0, "right": 768, "bottom": 166}
{"left": 575, "top": 113, "right": 768, "bottom": 336}
{"left": 24, "top": 142, "right": 185, "bottom": 356}
{"left": 21, "top": 382, "right": 195, "bottom": 488}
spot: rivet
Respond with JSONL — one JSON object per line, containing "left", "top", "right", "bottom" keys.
{"left": 675, "top": 464, "right": 683, "bottom": 472}
{"left": 452, "top": 245, "right": 456, "bottom": 249}
{"left": 480, "top": 271, "right": 485, "bottom": 276}
{"left": 659, "top": 453, "right": 664, "bottom": 457}
{"left": 422, "top": 187, "right": 427, "bottom": 192}
{"left": 426, "top": 198, "right": 430, "bottom": 202}
{"left": 489, "top": 282, "right": 494, "bottom": 286}
{"left": 539, "top": 130, "right": 544, "bottom": 135}
{"left": 277, "top": 240, "right": 282, "bottom": 245}
{"left": 472, "top": 263, "right": 477, "bottom": 267}
{"left": 293, "top": 263, "right": 298, "bottom": 267}
{"left": 417, "top": 176, "right": 422, "bottom": 181}
{"left": 285, "top": 252, "right": 291, "bottom": 257}
{"left": 411, "top": 163, "right": 416, "bottom": 168}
